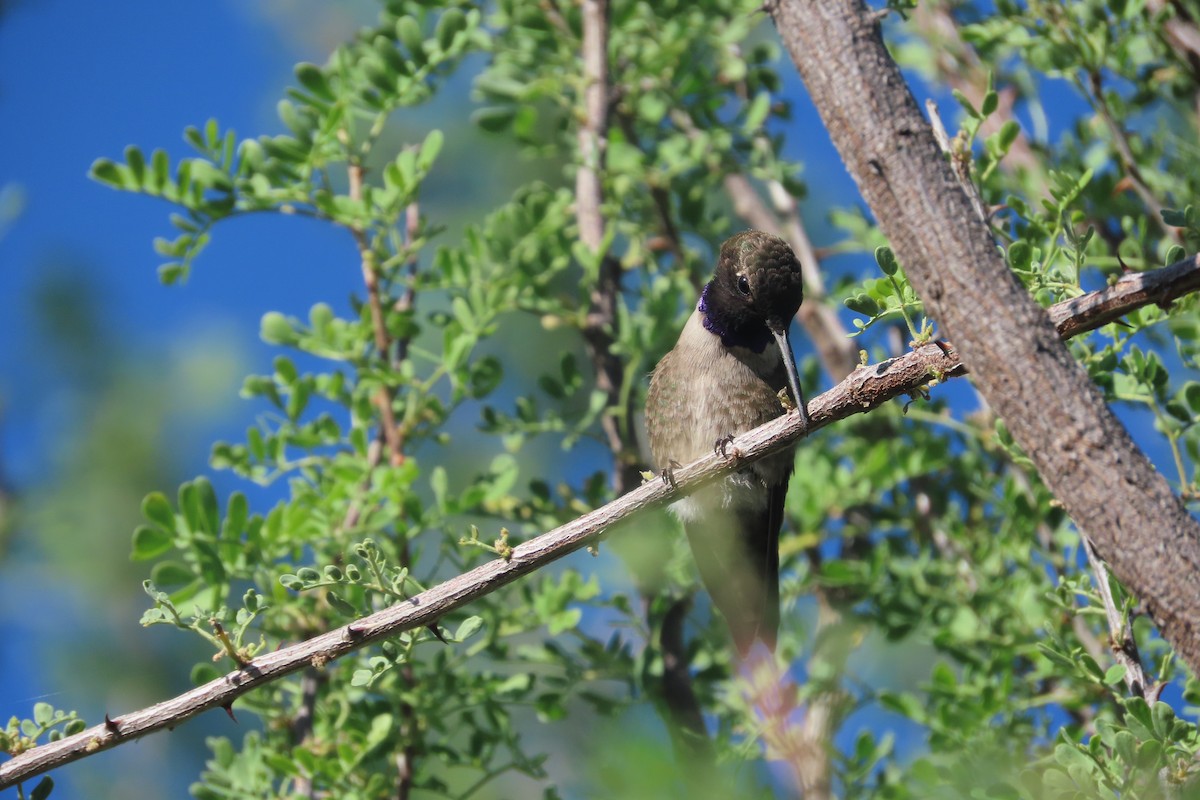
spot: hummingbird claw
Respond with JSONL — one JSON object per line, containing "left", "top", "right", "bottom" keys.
{"left": 660, "top": 461, "right": 681, "bottom": 489}
{"left": 714, "top": 434, "right": 741, "bottom": 460}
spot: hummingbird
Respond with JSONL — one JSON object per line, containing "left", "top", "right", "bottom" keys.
{"left": 646, "top": 230, "right": 808, "bottom": 656}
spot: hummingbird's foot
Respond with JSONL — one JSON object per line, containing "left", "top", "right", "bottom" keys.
{"left": 659, "top": 461, "right": 681, "bottom": 489}
{"left": 714, "top": 434, "right": 742, "bottom": 461}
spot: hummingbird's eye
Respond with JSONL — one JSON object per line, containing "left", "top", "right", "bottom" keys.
{"left": 736, "top": 275, "right": 751, "bottom": 296}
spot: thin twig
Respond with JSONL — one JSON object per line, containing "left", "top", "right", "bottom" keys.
{"left": 1084, "top": 70, "right": 1175, "bottom": 240}
{"left": 911, "top": 1, "right": 1040, "bottom": 174}
{"left": 1082, "top": 536, "right": 1156, "bottom": 701}
{"left": 926, "top": 98, "right": 990, "bottom": 227}
{"left": 3, "top": 255, "right": 1198, "bottom": 789}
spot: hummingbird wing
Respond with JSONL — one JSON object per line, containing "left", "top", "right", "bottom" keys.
{"left": 684, "top": 476, "right": 787, "bottom": 656}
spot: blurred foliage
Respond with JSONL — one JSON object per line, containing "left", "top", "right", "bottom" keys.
{"left": 7, "top": 0, "right": 1200, "bottom": 798}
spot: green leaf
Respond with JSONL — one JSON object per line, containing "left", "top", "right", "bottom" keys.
{"left": 326, "top": 591, "right": 358, "bottom": 617}
{"left": 418, "top": 129, "right": 444, "bottom": 172}
{"left": 294, "top": 62, "right": 333, "bottom": 101}
{"left": 260, "top": 311, "right": 296, "bottom": 345}
{"left": 548, "top": 608, "right": 581, "bottom": 635}
{"left": 89, "top": 158, "right": 130, "bottom": 190}
{"left": 997, "top": 119, "right": 1020, "bottom": 151}
{"left": 980, "top": 88, "right": 998, "bottom": 117}
{"left": 1181, "top": 381, "right": 1200, "bottom": 414}
{"left": 192, "top": 477, "right": 220, "bottom": 535}
{"left": 30, "top": 777, "right": 54, "bottom": 800}
{"left": 496, "top": 673, "right": 532, "bottom": 695}
{"left": 430, "top": 466, "right": 449, "bottom": 512}
{"left": 33, "top": 702, "right": 53, "bottom": 725}
{"left": 454, "top": 615, "right": 484, "bottom": 642}
{"left": 150, "top": 560, "right": 194, "bottom": 589}
{"left": 151, "top": 149, "right": 171, "bottom": 193}
{"left": 132, "top": 525, "right": 173, "bottom": 561}
{"left": 1114, "top": 730, "right": 1137, "bottom": 765}
{"left": 743, "top": 91, "right": 771, "bottom": 133}
{"left": 1161, "top": 207, "right": 1187, "bottom": 227}
{"left": 844, "top": 293, "right": 880, "bottom": 316}
{"left": 1008, "top": 240, "right": 1032, "bottom": 271}
{"left": 363, "top": 713, "right": 394, "bottom": 753}
{"left": 224, "top": 492, "right": 248, "bottom": 538}
{"left": 435, "top": 8, "right": 466, "bottom": 52}
{"left": 1036, "top": 641, "right": 1077, "bottom": 670}
{"left": 1124, "top": 696, "right": 1155, "bottom": 737}
{"left": 158, "top": 263, "right": 187, "bottom": 285}
{"left": 952, "top": 88, "right": 979, "bottom": 119}
{"left": 472, "top": 106, "right": 515, "bottom": 133}
{"left": 142, "top": 492, "right": 176, "bottom": 532}
{"left": 1151, "top": 699, "right": 1177, "bottom": 738}
{"left": 124, "top": 145, "right": 146, "bottom": 186}
{"left": 184, "top": 125, "right": 205, "bottom": 154}
{"left": 395, "top": 16, "right": 424, "bottom": 59}
{"left": 1103, "top": 663, "right": 1127, "bottom": 686}
{"left": 874, "top": 246, "right": 898, "bottom": 276}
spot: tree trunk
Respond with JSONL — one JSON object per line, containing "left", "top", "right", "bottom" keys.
{"left": 767, "top": 0, "right": 1200, "bottom": 672}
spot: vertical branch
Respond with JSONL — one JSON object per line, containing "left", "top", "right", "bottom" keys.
{"left": 348, "top": 155, "right": 426, "bottom": 797}
{"left": 348, "top": 161, "right": 405, "bottom": 467}
{"left": 575, "top": 0, "right": 714, "bottom": 762}
{"left": 575, "top": 0, "right": 609, "bottom": 256}
{"left": 289, "top": 667, "right": 323, "bottom": 799}
{"left": 659, "top": 598, "right": 715, "bottom": 763}
{"left": 573, "top": 0, "right": 639, "bottom": 494}
{"left": 393, "top": 203, "right": 423, "bottom": 800}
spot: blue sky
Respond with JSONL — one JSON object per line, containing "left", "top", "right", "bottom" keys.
{"left": 0, "top": 3, "right": 368, "bottom": 795}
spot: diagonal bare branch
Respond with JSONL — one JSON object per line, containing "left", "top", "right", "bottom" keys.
{"left": 3, "top": 253, "right": 1197, "bottom": 790}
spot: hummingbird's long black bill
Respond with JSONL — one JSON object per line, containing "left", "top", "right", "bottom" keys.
{"left": 770, "top": 322, "right": 809, "bottom": 428}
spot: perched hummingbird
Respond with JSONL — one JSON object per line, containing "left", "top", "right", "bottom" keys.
{"left": 646, "top": 230, "right": 808, "bottom": 656}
